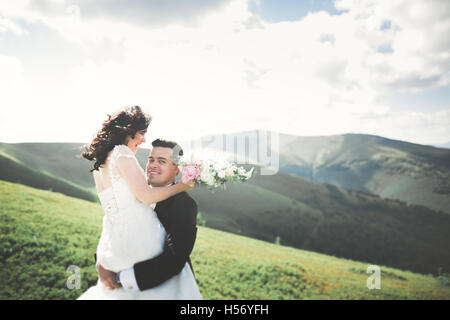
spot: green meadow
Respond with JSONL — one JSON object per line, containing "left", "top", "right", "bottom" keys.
{"left": 1, "top": 180, "right": 449, "bottom": 300}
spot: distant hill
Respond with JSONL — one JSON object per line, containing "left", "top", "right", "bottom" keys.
{"left": 1, "top": 180, "right": 449, "bottom": 300}
{"left": 434, "top": 142, "right": 450, "bottom": 149}
{"left": 184, "top": 131, "right": 450, "bottom": 214}
{"left": 0, "top": 142, "right": 95, "bottom": 189}
{"left": 0, "top": 142, "right": 151, "bottom": 202}
{"left": 1, "top": 140, "right": 450, "bottom": 275}
{"left": 0, "top": 150, "right": 97, "bottom": 202}
{"left": 189, "top": 165, "right": 450, "bottom": 275}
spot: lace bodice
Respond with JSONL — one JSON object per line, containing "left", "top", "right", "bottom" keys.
{"left": 96, "top": 145, "right": 155, "bottom": 217}
{"left": 94, "top": 145, "right": 164, "bottom": 272}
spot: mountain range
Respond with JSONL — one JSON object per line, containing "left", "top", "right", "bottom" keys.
{"left": 184, "top": 131, "right": 450, "bottom": 215}
{"left": 1, "top": 132, "right": 449, "bottom": 275}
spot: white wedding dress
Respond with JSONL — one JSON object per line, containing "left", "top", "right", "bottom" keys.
{"left": 77, "top": 145, "right": 202, "bottom": 300}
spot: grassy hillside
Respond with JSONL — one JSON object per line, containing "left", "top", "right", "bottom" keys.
{"left": 0, "top": 153, "right": 97, "bottom": 202}
{"left": 0, "top": 143, "right": 151, "bottom": 188}
{"left": 0, "top": 142, "right": 151, "bottom": 202}
{"left": 0, "top": 143, "right": 94, "bottom": 189}
{"left": 186, "top": 131, "right": 450, "bottom": 214}
{"left": 1, "top": 180, "right": 449, "bottom": 300}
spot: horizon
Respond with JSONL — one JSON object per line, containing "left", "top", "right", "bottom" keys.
{"left": 1, "top": 129, "right": 449, "bottom": 149}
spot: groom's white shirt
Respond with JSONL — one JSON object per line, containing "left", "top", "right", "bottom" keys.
{"left": 119, "top": 182, "right": 174, "bottom": 292}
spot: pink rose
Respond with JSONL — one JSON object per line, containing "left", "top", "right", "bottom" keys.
{"left": 181, "top": 165, "right": 200, "bottom": 184}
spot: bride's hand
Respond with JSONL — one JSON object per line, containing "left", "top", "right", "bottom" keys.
{"left": 178, "top": 179, "right": 195, "bottom": 191}
{"left": 97, "top": 264, "right": 121, "bottom": 290}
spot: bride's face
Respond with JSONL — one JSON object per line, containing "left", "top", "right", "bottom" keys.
{"left": 126, "top": 130, "right": 146, "bottom": 154}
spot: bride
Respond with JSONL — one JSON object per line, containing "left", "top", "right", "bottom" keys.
{"left": 77, "top": 105, "right": 201, "bottom": 300}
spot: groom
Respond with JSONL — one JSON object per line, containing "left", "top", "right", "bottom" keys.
{"left": 96, "top": 139, "right": 199, "bottom": 291}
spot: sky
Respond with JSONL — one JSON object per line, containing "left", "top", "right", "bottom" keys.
{"left": 0, "top": 0, "right": 449, "bottom": 148}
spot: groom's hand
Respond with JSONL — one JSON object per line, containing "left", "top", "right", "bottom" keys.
{"left": 97, "top": 264, "right": 122, "bottom": 290}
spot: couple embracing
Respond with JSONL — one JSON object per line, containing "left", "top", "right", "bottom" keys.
{"left": 78, "top": 105, "right": 202, "bottom": 300}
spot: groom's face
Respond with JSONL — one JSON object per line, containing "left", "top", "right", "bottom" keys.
{"left": 146, "top": 147, "right": 179, "bottom": 187}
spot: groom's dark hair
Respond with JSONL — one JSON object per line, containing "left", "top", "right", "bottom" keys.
{"left": 151, "top": 139, "right": 183, "bottom": 165}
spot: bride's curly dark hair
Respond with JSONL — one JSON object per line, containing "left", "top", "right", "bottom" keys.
{"left": 82, "top": 105, "right": 151, "bottom": 172}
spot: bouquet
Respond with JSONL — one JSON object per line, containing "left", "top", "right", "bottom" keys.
{"left": 178, "top": 151, "right": 255, "bottom": 190}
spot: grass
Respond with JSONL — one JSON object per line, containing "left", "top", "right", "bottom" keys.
{"left": 1, "top": 180, "right": 449, "bottom": 300}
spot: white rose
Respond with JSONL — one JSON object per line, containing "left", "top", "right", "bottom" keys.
{"left": 207, "top": 176, "right": 216, "bottom": 186}
{"left": 202, "top": 159, "right": 212, "bottom": 169}
{"left": 213, "top": 162, "right": 222, "bottom": 172}
{"left": 200, "top": 168, "right": 215, "bottom": 185}
{"left": 218, "top": 170, "right": 226, "bottom": 179}
{"left": 214, "top": 159, "right": 229, "bottom": 171}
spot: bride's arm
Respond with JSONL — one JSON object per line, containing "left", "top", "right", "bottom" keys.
{"left": 116, "top": 156, "right": 193, "bottom": 205}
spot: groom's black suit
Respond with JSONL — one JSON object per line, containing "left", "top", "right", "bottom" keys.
{"left": 133, "top": 190, "right": 198, "bottom": 290}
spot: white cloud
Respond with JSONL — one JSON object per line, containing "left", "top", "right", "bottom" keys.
{"left": 336, "top": 0, "right": 450, "bottom": 91}
{"left": 12, "top": 0, "right": 232, "bottom": 32}
{"left": 0, "top": 54, "right": 24, "bottom": 129}
{"left": 0, "top": 0, "right": 449, "bottom": 146}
